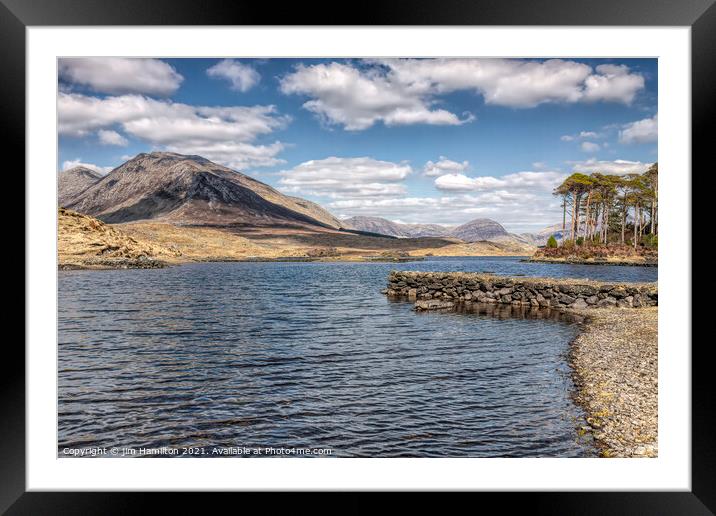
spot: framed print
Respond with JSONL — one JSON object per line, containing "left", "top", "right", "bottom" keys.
{"left": 7, "top": 0, "right": 714, "bottom": 511}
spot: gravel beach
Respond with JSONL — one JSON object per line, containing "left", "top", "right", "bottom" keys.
{"left": 570, "top": 307, "right": 658, "bottom": 457}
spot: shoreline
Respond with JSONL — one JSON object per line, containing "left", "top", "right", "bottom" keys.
{"left": 57, "top": 255, "right": 432, "bottom": 270}
{"left": 527, "top": 257, "right": 657, "bottom": 268}
{"left": 64, "top": 250, "right": 664, "bottom": 271}
{"left": 568, "top": 308, "right": 658, "bottom": 457}
{"left": 60, "top": 253, "right": 553, "bottom": 270}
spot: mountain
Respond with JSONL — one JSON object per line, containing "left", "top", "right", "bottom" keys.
{"left": 449, "top": 218, "right": 509, "bottom": 242}
{"left": 58, "top": 166, "right": 103, "bottom": 207}
{"left": 65, "top": 152, "right": 342, "bottom": 228}
{"left": 342, "top": 216, "right": 454, "bottom": 238}
{"left": 520, "top": 223, "right": 566, "bottom": 246}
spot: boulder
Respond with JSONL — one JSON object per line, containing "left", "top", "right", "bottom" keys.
{"left": 617, "top": 296, "right": 634, "bottom": 308}
{"left": 570, "top": 298, "right": 588, "bottom": 309}
{"left": 559, "top": 294, "right": 576, "bottom": 305}
{"left": 598, "top": 297, "right": 617, "bottom": 307}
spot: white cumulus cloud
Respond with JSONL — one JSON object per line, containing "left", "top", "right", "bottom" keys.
{"left": 280, "top": 62, "right": 468, "bottom": 130}
{"left": 97, "top": 129, "right": 128, "bottom": 146}
{"left": 619, "top": 114, "right": 658, "bottom": 144}
{"left": 424, "top": 157, "right": 469, "bottom": 177}
{"left": 59, "top": 58, "right": 183, "bottom": 96}
{"left": 279, "top": 59, "right": 646, "bottom": 130}
{"left": 434, "top": 171, "right": 565, "bottom": 192}
{"left": 380, "top": 58, "right": 592, "bottom": 108}
{"left": 570, "top": 158, "right": 652, "bottom": 175}
{"left": 582, "top": 64, "right": 645, "bottom": 104}
{"left": 278, "top": 157, "right": 412, "bottom": 198}
{"left": 58, "top": 93, "right": 290, "bottom": 169}
{"left": 207, "top": 59, "right": 260, "bottom": 92}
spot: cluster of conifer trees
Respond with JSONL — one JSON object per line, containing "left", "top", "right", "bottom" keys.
{"left": 553, "top": 163, "right": 658, "bottom": 248}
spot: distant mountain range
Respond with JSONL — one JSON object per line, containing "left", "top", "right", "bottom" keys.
{"left": 344, "top": 215, "right": 549, "bottom": 244}
{"left": 59, "top": 152, "right": 343, "bottom": 229}
{"left": 340, "top": 216, "right": 450, "bottom": 238}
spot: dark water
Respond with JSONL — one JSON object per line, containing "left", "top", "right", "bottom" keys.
{"left": 57, "top": 257, "right": 656, "bottom": 457}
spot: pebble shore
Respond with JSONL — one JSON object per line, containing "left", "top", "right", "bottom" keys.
{"left": 570, "top": 308, "right": 658, "bottom": 457}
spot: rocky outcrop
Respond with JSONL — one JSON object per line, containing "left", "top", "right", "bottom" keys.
{"left": 58, "top": 207, "right": 181, "bottom": 269}
{"left": 385, "top": 271, "right": 657, "bottom": 310}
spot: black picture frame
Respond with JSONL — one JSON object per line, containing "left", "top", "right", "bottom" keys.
{"left": 6, "top": 0, "right": 711, "bottom": 512}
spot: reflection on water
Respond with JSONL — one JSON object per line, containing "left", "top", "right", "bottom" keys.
{"left": 403, "top": 298, "right": 586, "bottom": 323}
{"left": 58, "top": 257, "right": 652, "bottom": 457}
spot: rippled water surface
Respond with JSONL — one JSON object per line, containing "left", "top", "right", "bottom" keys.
{"left": 58, "top": 257, "right": 656, "bottom": 457}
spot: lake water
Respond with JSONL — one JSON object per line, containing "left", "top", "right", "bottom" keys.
{"left": 58, "top": 257, "right": 656, "bottom": 457}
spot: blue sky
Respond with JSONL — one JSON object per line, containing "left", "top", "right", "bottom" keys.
{"left": 58, "top": 57, "right": 657, "bottom": 232}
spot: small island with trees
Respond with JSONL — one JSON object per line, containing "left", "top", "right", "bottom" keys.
{"left": 531, "top": 163, "right": 658, "bottom": 266}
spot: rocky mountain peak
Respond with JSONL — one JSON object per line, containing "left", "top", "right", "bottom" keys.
{"left": 58, "top": 166, "right": 105, "bottom": 207}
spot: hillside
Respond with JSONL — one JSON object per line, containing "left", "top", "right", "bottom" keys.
{"left": 65, "top": 152, "right": 342, "bottom": 228}
{"left": 58, "top": 208, "right": 181, "bottom": 269}
{"left": 58, "top": 166, "right": 104, "bottom": 206}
